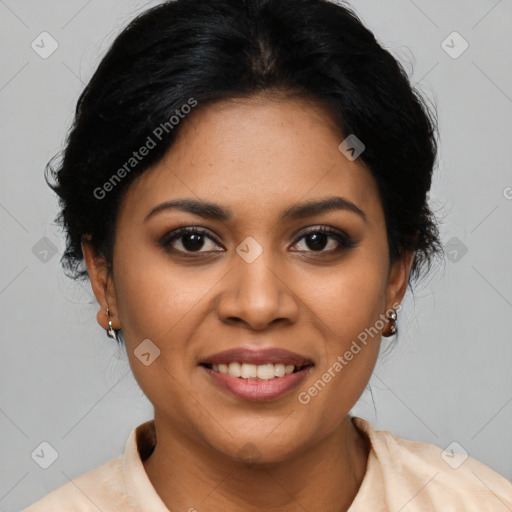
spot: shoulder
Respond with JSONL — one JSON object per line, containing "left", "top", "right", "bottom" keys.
{"left": 22, "top": 455, "right": 133, "bottom": 512}
{"left": 353, "top": 416, "right": 512, "bottom": 510}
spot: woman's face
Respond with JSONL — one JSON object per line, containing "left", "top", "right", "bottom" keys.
{"left": 85, "top": 95, "right": 411, "bottom": 462}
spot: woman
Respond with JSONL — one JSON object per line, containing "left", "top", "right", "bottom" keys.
{"left": 24, "top": 0, "right": 512, "bottom": 510}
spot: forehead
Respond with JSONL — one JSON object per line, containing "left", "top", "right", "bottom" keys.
{"left": 118, "top": 96, "right": 382, "bottom": 225}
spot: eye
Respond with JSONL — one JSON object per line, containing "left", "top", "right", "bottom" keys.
{"left": 291, "top": 226, "right": 357, "bottom": 253}
{"left": 160, "top": 225, "right": 357, "bottom": 257}
{"left": 160, "top": 227, "right": 224, "bottom": 254}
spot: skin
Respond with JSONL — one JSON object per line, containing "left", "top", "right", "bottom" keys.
{"left": 82, "top": 93, "right": 413, "bottom": 512}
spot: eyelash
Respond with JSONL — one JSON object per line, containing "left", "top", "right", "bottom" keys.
{"left": 159, "top": 226, "right": 357, "bottom": 257}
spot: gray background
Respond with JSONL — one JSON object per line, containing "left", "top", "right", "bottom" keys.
{"left": 1, "top": 0, "right": 511, "bottom": 510}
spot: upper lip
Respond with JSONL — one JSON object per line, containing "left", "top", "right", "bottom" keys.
{"left": 199, "top": 348, "right": 314, "bottom": 367}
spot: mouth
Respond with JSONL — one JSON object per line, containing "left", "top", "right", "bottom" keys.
{"left": 198, "top": 347, "right": 315, "bottom": 401}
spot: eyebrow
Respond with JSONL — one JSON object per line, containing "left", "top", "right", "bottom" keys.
{"left": 144, "top": 196, "right": 366, "bottom": 223}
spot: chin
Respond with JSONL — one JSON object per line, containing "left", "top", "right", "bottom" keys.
{"left": 206, "top": 428, "right": 308, "bottom": 467}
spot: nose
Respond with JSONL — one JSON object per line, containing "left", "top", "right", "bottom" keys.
{"left": 215, "top": 252, "right": 300, "bottom": 331}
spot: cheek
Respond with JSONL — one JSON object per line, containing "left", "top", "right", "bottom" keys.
{"left": 305, "top": 249, "right": 389, "bottom": 343}
{"left": 112, "top": 235, "right": 216, "bottom": 343}
{"left": 296, "top": 300, "right": 383, "bottom": 431}
{"left": 294, "top": 249, "right": 388, "bottom": 413}
{"left": 111, "top": 245, "right": 210, "bottom": 408}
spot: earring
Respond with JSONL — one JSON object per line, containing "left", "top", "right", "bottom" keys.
{"left": 382, "top": 310, "right": 397, "bottom": 337}
{"left": 106, "top": 307, "right": 118, "bottom": 340}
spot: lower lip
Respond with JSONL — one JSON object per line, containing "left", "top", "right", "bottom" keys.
{"left": 200, "top": 365, "right": 313, "bottom": 401}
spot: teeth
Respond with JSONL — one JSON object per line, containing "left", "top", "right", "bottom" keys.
{"left": 241, "top": 363, "right": 258, "bottom": 378}
{"left": 211, "top": 362, "right": 300, "bottom": 379}
{"left": 285, "top": 364, "right": 295, "bottom": 375}
{"left": 228, "top": 362, "right": 241, "bottom": 377}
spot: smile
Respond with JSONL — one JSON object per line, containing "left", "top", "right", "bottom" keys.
{"left": 203, "top": 362, "right": 311, "bottom": 380}
{"left": 200, "top": 362, "right": 314, "bottom": 401}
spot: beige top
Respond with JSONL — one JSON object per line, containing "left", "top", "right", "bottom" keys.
{"left": 23, "top": 416, "right": 512, "bottom": 511}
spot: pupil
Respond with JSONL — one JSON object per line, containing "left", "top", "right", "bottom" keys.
{"left": 183, "top": 233, "right": 204, "bottom": 251}
{"left": 307, "top": 233, "right": 327, "bottom": 251}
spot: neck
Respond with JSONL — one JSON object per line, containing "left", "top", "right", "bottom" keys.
{"left": 143, "top": 413, "right": 369, "bottom": 512}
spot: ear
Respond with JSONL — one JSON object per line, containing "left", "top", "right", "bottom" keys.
{"left": 81, "top": 235, "right": 120, "bottom": 331}
{"left": 386, "top": 250, "right": 414, "bottom": 309}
